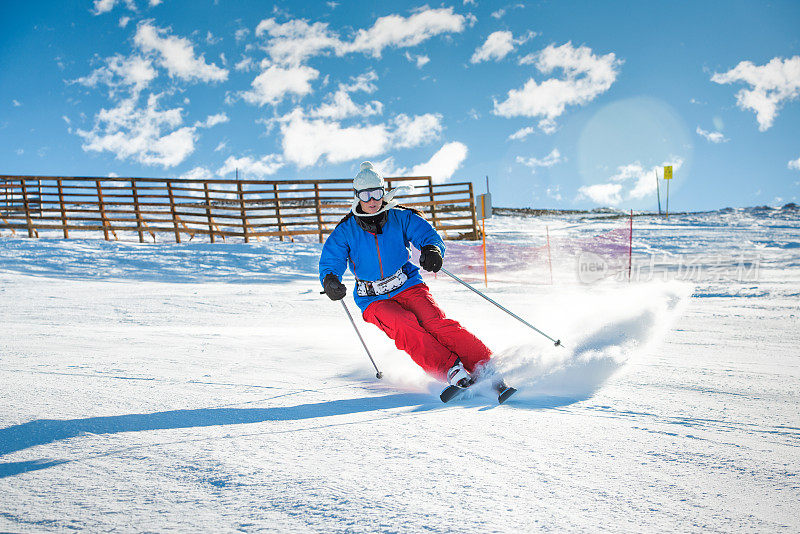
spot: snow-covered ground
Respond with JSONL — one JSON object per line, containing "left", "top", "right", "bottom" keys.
{"left": 1, "top": 207, "right": 798, "bottom": 532}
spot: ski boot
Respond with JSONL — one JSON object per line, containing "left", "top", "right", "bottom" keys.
{"left": 446, "top": 359, "right": 473, "bottom": 389}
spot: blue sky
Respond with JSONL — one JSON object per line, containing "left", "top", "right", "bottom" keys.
{"left": 1, "top": 0, "right": 799, "bottom": 211}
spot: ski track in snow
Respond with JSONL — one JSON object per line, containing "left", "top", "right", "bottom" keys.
{"left": 1, "top": 207, "right": 799, "bottom": 532}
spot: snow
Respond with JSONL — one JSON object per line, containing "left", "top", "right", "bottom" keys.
{"left": 1, "top": 206, "right": 798, "bottom": 531}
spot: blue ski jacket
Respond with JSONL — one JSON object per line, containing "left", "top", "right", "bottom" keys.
{"left": 319, "top": 207, "right": 445, "bottom": 313}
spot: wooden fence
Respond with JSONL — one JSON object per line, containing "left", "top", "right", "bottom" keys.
{"left": 0, "top": 175, "right": 480, "bottom": 243}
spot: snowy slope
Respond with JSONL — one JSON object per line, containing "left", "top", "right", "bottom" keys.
{"left": 1, "top": 207, "right": 798, "bottom": 532}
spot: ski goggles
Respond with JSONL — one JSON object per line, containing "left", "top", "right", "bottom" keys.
{"left": 356, "top": 187, "right": 385, "bottom": 202}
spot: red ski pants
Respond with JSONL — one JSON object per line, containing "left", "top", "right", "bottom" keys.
{"left": 362, "top": 283, "right": 491, "bottom": 380}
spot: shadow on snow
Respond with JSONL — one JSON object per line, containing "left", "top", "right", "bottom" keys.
{"left": 0, "top": 391, "right": 583, "bottom": 478}
{"left": 0, "top": 393, "right": 434, "bottom": 474}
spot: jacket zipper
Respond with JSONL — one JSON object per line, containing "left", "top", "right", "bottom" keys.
{"left": 372, "top": 233, "right": 384, "bottom": 278}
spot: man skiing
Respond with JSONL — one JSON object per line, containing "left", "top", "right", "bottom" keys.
{"left": 319, "top": 161, "right": 513, "bottom": 401}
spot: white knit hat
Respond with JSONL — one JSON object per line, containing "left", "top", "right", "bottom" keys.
{"left": 349, "top": 161, "right": 417, "bottom": 217}
{"left": 353, "top": 161, "right": 384, "bottom": 191}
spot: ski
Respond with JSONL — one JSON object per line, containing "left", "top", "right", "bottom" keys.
{"left": 439, "top": 384, "right": 467, "bottom": 403}
{"left": 497, "top": 386, "right": 517, "bottom": 404}
{"left": 439, "top": 379, "right": 517, "bottom": 404}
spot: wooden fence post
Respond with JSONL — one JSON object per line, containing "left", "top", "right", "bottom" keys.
{"left": 468, "top": 182, "right": 479, "bottom": 239}
{"left": 95, "top": 179, "right": 110, "bottom": 241}
{"left": 314, "top": 182, "right": 323, "bottom": 243}
{"left": 428, "top": 177, "right": 438, "bottom": 228}
{"left": 20, "top": 178, "right": 35, "bottom": 238}
{"left": 274, "top": 183, "right": 283, "bottom": 242}
{"left": 237, "top": 180, "right": 249, "bottom": 243}
{"left": 204, "top": 182, "right": 215, "bottom": 244}
{"left": 37, "top": 179, "right": 43, "bottom": 216}
{"left": 166, "top": 180, "right": 181, "bottom": 243}
{"left": 57, "top": 178, "right": 69, "bottom": 238}
{"left": 131, "top": 179, "right": 144, "bottom": 243}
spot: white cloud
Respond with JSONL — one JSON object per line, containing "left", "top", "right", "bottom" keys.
{"left": 195, "top": 113, "right": 229, "bottom": 128}
{"left": 711, "top": 56, "right": 800, "bottom": 131}
{"left": 516, "top": 148, "right": 563, "bottom": 172}
{"left": 206, "top": 31, "right": 221, "bottom": 45}
{"left": 218, "top": 154, "right": 285, "bottom": 178}
{"left": 577, "top": 183, "right": 623, "bottom": 206}
{"left": 405, "top": 52, "right": 430, "bottom": 68}
{"left": 372, "top": 156, "right": 403, "bottom": 177}
{"left": 92, "top": 0, "right": 136, "bottom": 15}
{"left": 789, "top": 156, "right": 800, "bottom": 171}
{"left": 214, "top": 141, "right": 227, "bottom": 152}
{"left": 277, "top": 107, "right": 443, "bottom": 168}
{"left": 180, "top": 166, "right": 215, "bottom": 181}
{"left": 491, "top": 4, "right": 525, "bottom": 20}
{"left": 508, "top": 126, "right": 534, "bottom": 140}
{"left": 343, "top": 8, "right": 466, "bottom": 58}
{"left": 696, "top": 126, "right": 728, "bottom": 143}
{"left": 309, "top": 90, "right": 383, "bottom": 119}
{"left": 381, "top": 143, "right": 468, "bottom": 183}
{"left": 134, "top": 21, "right": 228, "bottom": 83}
{"left": 307, "top": 71, "right": 383, "bottom": 119}
{"left": 341, "top": 71, "right": 379, "bottom": 94}
{"left": 409, "top": 142, "right": 469, "bottom": 183}
{"left": 119, "top": 16, "right": 130, "bottom": 28}
{"left": 235, "top": 28, "right": 250, "bottom": 42}
{"left": 392, "top": 113, "right": 443, "bottom": 148}
{"left": 255, "top": 8, "right": 465, "bottom": 65}
{"left": 73, "top": 54, "right": 157, "bottom": 97}
{"left": 471, "top": 31, "right": 514, "bottom": 63}
{"left": 234, "top": 57, "right": 255, "bottom": 72}
{"left": 12, "top": 99, "right": 21, "bottom": 107}
{"left": 62, "top": 115, "right": 71, "bottom": 125}
{"left": 255, "top": 18, "right": 341, "bottom": 65}
{"left": 577, "top": 158, "right": 684, "bottom": 205}
{"left": 93, "top": 0, "right": 118, "bottom": 14}
{"left": 546, "top": 185, "right": 562, "bottom": 202}
{"left": 15, "top": 148, "right": 23, "bottom": 156}
{"left": 495, "top": 42, "right": 622, "bottom": 132}
{"left": 75, "top": 94, "right": 198, "bottom": 168}
{"left": 279, "top": 109, "right": 391, "bottom": 167}
{"left": 150, "top": 0, "right": 163, "bottom": 6}
{"left": 242, "top": 65, "right": 319, "bottom": 106}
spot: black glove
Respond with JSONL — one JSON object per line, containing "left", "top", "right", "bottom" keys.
{"left": 419, "top": 245, "right": 443, "bottom": 273}
{"left": 322, "top": 273, "right": 347, "bottom": 301}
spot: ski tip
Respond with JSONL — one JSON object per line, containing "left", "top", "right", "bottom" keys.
{"left": 497, "top": 387, "right": 517, "bottom": 404}
{"left": 439, "top": 384, "right": 462, "bottom": 403}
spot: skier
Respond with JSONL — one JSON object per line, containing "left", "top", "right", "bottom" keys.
{"left": 319, "top": 162, "right": 513, "bottom": 401}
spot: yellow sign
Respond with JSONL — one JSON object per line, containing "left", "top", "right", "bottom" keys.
{"left": 664, "top": 165, "right": 673, "bottom": 180}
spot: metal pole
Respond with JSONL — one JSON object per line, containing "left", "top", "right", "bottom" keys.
{"left": 440, "top": 267, "right": 563, "bottom": 347}
{"left": 655, "top": 169, "right": 662, "bottom": 215}
{"left": 340, "top": 300, "right": 383, "bottom": 379}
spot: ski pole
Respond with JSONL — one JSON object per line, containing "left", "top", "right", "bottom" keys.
{"left": 439, "top": 267, "right": 564, "bottom": 348}
{"left": 339, "top": 300, "right": 383, "bottom": 379}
